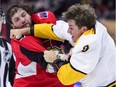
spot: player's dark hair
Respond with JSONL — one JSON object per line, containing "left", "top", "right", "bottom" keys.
{"left": 62, "top": 4, "right": 97, "bottom": 29}
{"left": 6, "top": 4, "right": 32, "bottom": 24}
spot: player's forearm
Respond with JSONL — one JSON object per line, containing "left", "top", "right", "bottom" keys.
{"left": 16, "top": 26, "right": 34, "bottom": 36}
{"left": 21, "top": 27, "right": 31, "bottom": 35}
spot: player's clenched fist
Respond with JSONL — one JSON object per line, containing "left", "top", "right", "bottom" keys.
{"left": 10, "top": 27, "right": 30, "bottom": 39}
{"left": 10, "top": 29, "right": 22, "bottom": 39}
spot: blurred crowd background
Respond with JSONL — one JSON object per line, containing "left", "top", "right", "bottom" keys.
{"left": 0, "top": 0, "right": 115, "bottom": 43}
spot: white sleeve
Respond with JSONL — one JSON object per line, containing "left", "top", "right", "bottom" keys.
{"left": 53, "top": 20, "right": 73, "bottom": 45}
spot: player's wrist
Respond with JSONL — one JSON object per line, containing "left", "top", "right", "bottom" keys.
{"left": 21, "top": 27, "right": 31, "bottom": 35}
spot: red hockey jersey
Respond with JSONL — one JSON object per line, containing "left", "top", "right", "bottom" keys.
{"left": 11, "top": 36, "right": 73, "bottom": 87}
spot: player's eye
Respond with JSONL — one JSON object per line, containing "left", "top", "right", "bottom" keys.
{"left": 22, "top": 12, "right": 26, "bottom": 17}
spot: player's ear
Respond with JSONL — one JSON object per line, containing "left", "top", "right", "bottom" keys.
{"left": 81, "top": 26, "right": 87, "bottom": 33}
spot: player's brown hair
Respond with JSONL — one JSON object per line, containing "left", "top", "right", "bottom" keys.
{"left": 62, "top": 4, "right": 97, "bottom": 29}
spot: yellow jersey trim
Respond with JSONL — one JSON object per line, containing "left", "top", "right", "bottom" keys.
{"left": 34, "top": 24, "right": 62, "bottom": 41}
{"left": 107, "top": 81, "right": 116, "bottom": 87}
{"left": 74, "top": 28, "right": 95, "bottom": 45}
{"left": 57, "top": 63, "right": 86, "bottom": 85}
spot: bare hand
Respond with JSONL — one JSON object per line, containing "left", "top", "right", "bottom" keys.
{"left": 10, "top": 29, "right": 23, "bottom": 39}
{"left": 44, "top": 50, "right": 57, "bottom": 63}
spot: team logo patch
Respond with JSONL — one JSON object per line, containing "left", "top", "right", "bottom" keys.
{"left": 38, "top": 11, "right": 48, "bottom": 19}
{"left": 82, "top": 45, "right": 89, "bottom": 52}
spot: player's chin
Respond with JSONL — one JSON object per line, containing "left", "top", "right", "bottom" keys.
{"left": 72, "top": 36, "right": 76, "bottom": 43}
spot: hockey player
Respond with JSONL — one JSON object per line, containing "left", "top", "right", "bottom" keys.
{"left": 6, "top": 4, "right": 73, "bottom": 87}
{"left": 10, "top": 4, "right": 116, "bottom": 87}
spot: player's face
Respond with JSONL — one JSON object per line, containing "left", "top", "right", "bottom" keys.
{"left": 11, "top": 8, "right": 31, "bottom": 28}
{"left": 67, "top": 19, "right": 83, "bottom": 43}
